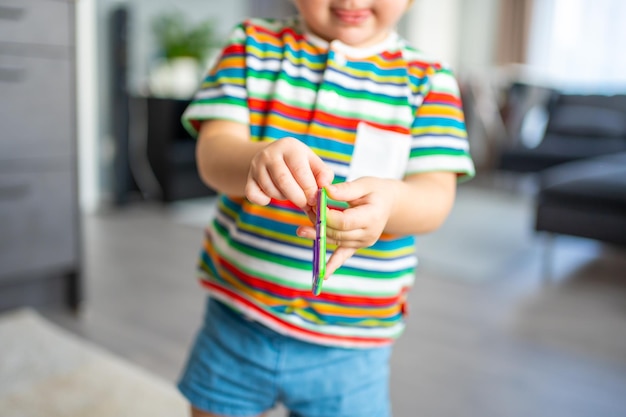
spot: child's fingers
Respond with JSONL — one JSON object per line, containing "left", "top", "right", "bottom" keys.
{"left": 253, "top": 168, "right": 287, "bottom": 200}
{"left": 285, "top": 150, "right": 334, "bottom": 207}
{"left": 285, "top": 152, "right": 321, "bottom": 208}
{"left": 325, "top": 229, "right": 366, "bottom": 247}
{"left": 303, "top": 205, "right": 316, "bottom": 225}
{"left": 324, "top": 246, "right": 357, "bottom": 279}
{"left": 296, "top": 225, "right": 315, "bottom": 239}
{"left": 268, "top": 163, "right": 308, "bottom": 207}
{"left": 325, "top": 203, "right": 387, "bottom": 248}
{"left": 326, "top": 206, "right": 370, "bottom": 232}
{"left": 309, "top": 155, "right": 335, "bottom": 202}
{"left": 245, "top": 178, "right": 272, "bottom": 206}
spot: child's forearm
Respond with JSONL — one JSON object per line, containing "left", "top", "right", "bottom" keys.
{"left": 384, "top": 172, "right": 456, "bottom": 236}
{"left": 196, "top": 120, "right": 268, "bottom": 196}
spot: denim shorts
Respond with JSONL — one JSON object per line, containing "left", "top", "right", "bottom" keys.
{"left": 177, "top": 297, "right": 392, "bottom": 417}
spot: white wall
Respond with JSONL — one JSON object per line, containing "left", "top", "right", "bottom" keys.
{"left": 404, "top": 0, "right": 500, "bottom": 74}
{"left": 457, "top": 0, "right": 501, "bottom": 76}
{"left": 405, "top": 0, "right": 463, "bottom": 69}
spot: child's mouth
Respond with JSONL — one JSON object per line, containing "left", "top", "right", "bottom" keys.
{"left": 332, "top": 8, "right": 371, "bottom": 25}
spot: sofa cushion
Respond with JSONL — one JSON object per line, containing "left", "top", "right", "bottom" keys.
{"left": 535, "top": 153, "right": 626, "bottom": 245}
{"left": 539, "top": 153, "right": 626, "bottom": 214}
{"left": 499, "top": 135, "right": 626, "bottom": 172}
{"left": 536, "top": 134, "right": 626, "bottom": 160}
{"left": 546, "top": 105, "right": 626, "bottom": 138}
{"left": 555, "top": 93, "right": 626, "bottom": 112}
{"left": 541, "top": 174, "right": 626, "bottom": 213}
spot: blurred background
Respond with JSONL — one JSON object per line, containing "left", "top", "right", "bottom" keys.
{"left": 1, "top": 0, "right": 625, "bottom": 416}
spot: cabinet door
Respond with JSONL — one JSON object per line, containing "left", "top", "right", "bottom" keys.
{"left": 0, "top": 54, "right": 73, "bottom": 161}
{"left": 0, "top": 168, "right": 78, "bottom": 280}
{"left": 0, "top": 0, "right": 71, "bottom": 47}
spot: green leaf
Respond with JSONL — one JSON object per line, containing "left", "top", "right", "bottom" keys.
{"left": 151, "top": 11, "right": 218, "bottom": 62}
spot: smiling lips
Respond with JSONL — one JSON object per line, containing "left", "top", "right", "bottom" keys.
{"left": 332, "top": 8, "right": 372, "bottom": 25}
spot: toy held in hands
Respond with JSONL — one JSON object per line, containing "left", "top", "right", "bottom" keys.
{"left": 312, "top": 188, "right": 327, "bottom": 296}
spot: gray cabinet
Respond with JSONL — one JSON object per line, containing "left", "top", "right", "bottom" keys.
{"left": 0, "top": 55, "right": 73, "bottom": 160}
{"left": 0, "top": 0, "right": 81, "bottom": 311}
{"left": 0, "top": 0, "right": 72, "bottom": 46}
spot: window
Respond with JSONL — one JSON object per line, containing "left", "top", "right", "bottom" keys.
{"left": 527, "top": 0, "right": 626, "bottom": 90}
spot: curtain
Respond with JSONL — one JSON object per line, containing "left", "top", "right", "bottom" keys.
{"left": 495, "top": 0, "right": 534, "bottom": 65}
{"left": 249, "top": 0, "right": 296, "bottom": 18}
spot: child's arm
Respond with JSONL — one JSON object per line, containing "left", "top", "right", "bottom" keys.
{"left": 296, "top": 172, "right": 456, "bottom": 277}
{"left": 196, "top": 120, "right": 334, "bottom": 209}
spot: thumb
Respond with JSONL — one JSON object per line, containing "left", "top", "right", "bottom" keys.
{"left": 325, "top": 180, "right": 366, "bottom": 204}
{"left": 309, "top": 152, "right": 334, "bottom": 188}
{"left": 306, "top": 153, "right": 334, "bottom": 206}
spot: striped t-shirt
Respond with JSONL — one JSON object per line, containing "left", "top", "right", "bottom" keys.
{"left": 182, "top": 17, "right": 475, "bottom": 348}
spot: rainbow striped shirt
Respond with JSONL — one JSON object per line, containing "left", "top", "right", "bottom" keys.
{"left": 182, "top": 17, "right": 474, "bottom": 348}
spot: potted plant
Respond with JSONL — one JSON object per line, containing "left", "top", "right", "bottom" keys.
{"left": 148, "top": 11, "right": 218, "bottom": 98}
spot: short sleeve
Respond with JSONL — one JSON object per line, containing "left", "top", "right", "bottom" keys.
{"left": 406, "top": 67, "right": 475, "bottom": 181}
{"left": 181, "top": 23, "right": 249, "bottom": 137}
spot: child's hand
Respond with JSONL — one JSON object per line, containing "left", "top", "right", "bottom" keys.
{"left": 245, "top": 137, "right": 334, "bottom": 209}
{"left": 297, "top": 177, "right": 397, "bottom": 278}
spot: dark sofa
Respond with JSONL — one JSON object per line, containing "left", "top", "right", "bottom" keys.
{"left": 498, "top": 92, "right": 626, "bottom": 173}
{"left": 494, "top": 90, "right": 626, "bottom": 250}
{"left": 535, "top": 152, "right": 626, "bottom": 246}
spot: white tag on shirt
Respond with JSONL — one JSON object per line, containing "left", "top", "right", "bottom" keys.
{"left": 346, "top": 122, "right": 412, "bottom": 181}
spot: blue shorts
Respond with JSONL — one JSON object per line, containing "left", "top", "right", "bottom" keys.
{"left": 177, "top": 297, "right": 392, "bottom": 417}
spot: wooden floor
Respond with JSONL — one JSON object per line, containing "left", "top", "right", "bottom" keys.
{"left": 44, "top": 177, "right": 626, "bottom": 417}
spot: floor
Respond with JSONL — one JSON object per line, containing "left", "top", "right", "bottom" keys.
{"left": 44, "top": 176, "right": 626, "bottom": 417}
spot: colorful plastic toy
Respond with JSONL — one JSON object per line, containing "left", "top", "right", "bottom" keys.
{"left": 312, "top": 188, "right": 327, "bottom": 296}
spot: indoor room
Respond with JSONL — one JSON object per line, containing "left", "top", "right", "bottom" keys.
{"left": 1, "top": 0, "right": 625, "bottom": 416}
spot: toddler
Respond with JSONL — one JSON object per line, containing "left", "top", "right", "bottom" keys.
{"left": 178, "top": 1, "right": 475, "bottom": 416}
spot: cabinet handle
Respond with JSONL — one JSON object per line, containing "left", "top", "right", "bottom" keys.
{"left": 0, "top": 6, "right": 25, "bottom": 20}
{"left": 0, "top": 67, "right": 25, "bottom": 83}
{"left": 0, "top": 183, "right": 29, "bottom": 199}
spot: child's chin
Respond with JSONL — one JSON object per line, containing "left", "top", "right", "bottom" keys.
{"left": 332, "top": 26, "right": 385, "bottom": 47}
{"left": 336, "top": 34, "right": 377, "bottom": 48}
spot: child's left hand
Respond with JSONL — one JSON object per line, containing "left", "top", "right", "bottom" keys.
{"left": 297, "top": 177, "right": 396, "bottom": 278}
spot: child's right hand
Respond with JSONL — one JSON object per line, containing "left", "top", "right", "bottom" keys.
{"left": 245, "top": 137, "right": 334, "bottom": 209}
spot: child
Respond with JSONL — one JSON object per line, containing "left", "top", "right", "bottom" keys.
{"left": 178, "top": 1, "right": 474, "bottom": 416}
